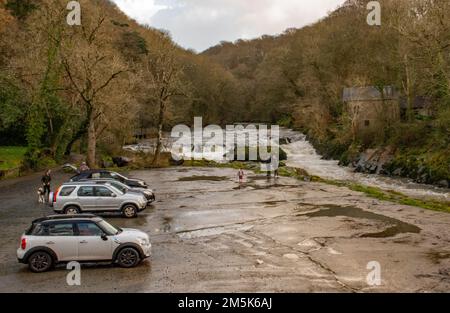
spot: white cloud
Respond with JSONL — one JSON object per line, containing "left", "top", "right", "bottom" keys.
{"left": 112, "top": 0, "right": 168, "bottom": 23}
{"left": 111, "top": 0, "right": 347, "bottom": 52}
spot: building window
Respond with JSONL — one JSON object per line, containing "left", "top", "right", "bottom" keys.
{"left": 364, "top": 120, "right": 370, "bottom": 127}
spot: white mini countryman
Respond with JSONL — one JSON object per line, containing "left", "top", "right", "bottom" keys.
{"left": 17, "top": 214, "right": 151, "bottom": 272}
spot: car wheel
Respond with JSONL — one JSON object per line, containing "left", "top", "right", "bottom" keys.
{"left": 122, "top": 204, "right": 137, "bottom": 218}
{"left": 64, "top": 206, "right": 80, "bottom": 215}
{"left": 28, "top": 251, "right": 53, "bottom": 273}
{"left": 116, "top": 247, "right": 140, "bottom": 268}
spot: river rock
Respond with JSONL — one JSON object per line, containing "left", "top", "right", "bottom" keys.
{"left": 353, "top": 147, "right": 395, "bottom": 175}
{"left": 437, "top": 180, "right": 449, "bottom": 188}
{"left": 113, "top": 156, "right": 132, "bottom": 167}
{"left": 170, "top": 158, "right": 185, "bottom": 166}
{"left": 417, "top": 173, "right": 429, "bottom": 184}
{"left": 392, "top": 168, "right": 403, "bottom": 176}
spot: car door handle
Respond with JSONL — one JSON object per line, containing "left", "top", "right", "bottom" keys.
{"left": 46, "top": 241, "right": 55, "bottom": 245}
{"left": 79, "top": 240, "right": 88, "bottom": 244}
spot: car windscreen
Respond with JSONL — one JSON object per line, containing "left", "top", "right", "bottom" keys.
{"left": 111, "top": 172, "right": 127, "bottom": 180}
{"left": 109, "top": 182, "right": 127, "bottom": 194}
{"left": 98, "top": 220, "right": 121, "bottom": 235}
{"left": 70, "top": 174, "right": 81, "bottom": 181}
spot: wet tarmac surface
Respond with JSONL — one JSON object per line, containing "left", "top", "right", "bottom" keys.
{"left": 0, "top": 167, "right": 449, "bottom": 292}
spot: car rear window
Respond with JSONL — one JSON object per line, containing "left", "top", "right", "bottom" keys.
{"left": 59, "top": 186, "right": 76, "bottom": 196}
{"left": 48, "top": 223, "right": 74, "bottom": 236}
{"left": 27, "top": 223, "right": 48, "bottom": 236}
{"left": 27, "top": 222, "right": 76, "bottom": 236}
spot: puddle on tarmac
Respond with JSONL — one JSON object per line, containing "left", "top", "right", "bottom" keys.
{"left": 234, "top": 181, "right": 301, "bottom": 191}
{"left": 233, "top": 183, "right": 270, "bottom": 190}
{"left": 178, "top": 176, "right": 229, "bottom": 182}
{"left": 303, "top": 205, "right": 421, "bottom": 238}
{"left": 263, "top": 200, "right": 288, "bottom": 206}
{"left": 247, "top": 176, "right": 274, "bottom": 181}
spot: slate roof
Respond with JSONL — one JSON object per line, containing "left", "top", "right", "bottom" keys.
{"left": 343, "top": 86, "right": 399, "bottom": 102}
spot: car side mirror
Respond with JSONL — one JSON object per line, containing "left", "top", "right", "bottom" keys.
{"left": 111, "top": 193, "right": 117, "bottom": 197}
{"left": 101, "top": 233, "right": 108, "bottom": 241}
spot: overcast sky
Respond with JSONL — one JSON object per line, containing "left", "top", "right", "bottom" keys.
{"left": 111, "top": 0, "right": 346, "bottom": 52}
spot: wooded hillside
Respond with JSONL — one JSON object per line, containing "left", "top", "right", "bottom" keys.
{"left": 0, "top": 0, "right": 449, "bottom": 185}
{"left": 203, "top": 0, "right": 450, "bottom": 185}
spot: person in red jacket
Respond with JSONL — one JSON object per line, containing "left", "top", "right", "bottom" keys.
{"left": 238, "top": 168, "right": 245, "bottom": 183}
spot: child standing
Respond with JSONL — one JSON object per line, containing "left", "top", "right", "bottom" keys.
{"left": 238, "top": 168, "right": 245, "bottom": 183}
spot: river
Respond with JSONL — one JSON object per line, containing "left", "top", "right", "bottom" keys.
{"left": 280, "top": 128, "right": 449, "bottom": 202}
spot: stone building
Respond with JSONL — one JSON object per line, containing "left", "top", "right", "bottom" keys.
{"left": 343, "top": 86, "right": 401, "bottom": 139}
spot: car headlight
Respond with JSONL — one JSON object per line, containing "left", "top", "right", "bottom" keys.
{"left": 138, "top": 237, "right": 149, "bottom": 246}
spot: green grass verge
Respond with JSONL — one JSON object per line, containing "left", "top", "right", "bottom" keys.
{"left": 312, "top": 177, "right": 450, "bottom": 213}
{"left": 0, "top": 146, "right": 27, "bottom": 171}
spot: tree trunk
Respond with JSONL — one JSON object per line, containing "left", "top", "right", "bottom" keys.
{"left": 64, "top": 119, "right": 89, "bottom": 156}
{"left": 152, "top": 99, "right": 166, "bottom": 165}
{"left": 87, "top": 112, "right": 96, "bottom": 168}
{"left": 404, "top": 54, "right": 413, "bottom": 122}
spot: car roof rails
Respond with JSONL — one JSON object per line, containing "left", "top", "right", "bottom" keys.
{"left": 33, "top": 214, "right": 98, "bottom": 223}
{"left": 78, "top": 178, "right": 115, "bottom": 182}
{"left": 63, "top": 179, "right": 114, "bottom": 184}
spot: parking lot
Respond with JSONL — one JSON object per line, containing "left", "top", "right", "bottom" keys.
{"left": 0, "top": 167, "right": 449, "bottom": 292}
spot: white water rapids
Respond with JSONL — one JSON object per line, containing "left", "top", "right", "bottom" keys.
{"left": 281, "top": 129, "right": 449, "bottom": 202}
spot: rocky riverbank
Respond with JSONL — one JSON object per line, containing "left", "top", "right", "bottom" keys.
{"left": 299, "top": 132, "right": 449, "bottom": 190}
{"left": 348, "top": 148, "right": 450, "bottom": 189}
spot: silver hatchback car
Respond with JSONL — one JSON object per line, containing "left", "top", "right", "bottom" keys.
{"left": 52, "top": 182, "right": 148, "bottom": 218}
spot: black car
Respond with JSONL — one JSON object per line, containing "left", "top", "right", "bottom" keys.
{"left": 70, "top": 170, "right": 148, "bottom": 189}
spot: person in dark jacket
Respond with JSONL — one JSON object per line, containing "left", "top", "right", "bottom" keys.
{"left": 41, "top": 170, "right": 52, "bottom": 202}
{"left": 78, "top": 162, "right": 90, "bottom": 173}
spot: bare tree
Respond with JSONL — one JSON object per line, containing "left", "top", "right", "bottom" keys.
{"left": 61, "top": 12, "right": 127, "bottom": 167}
{"left": 140, "top": 31, "right": 186, "bottom": 165}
